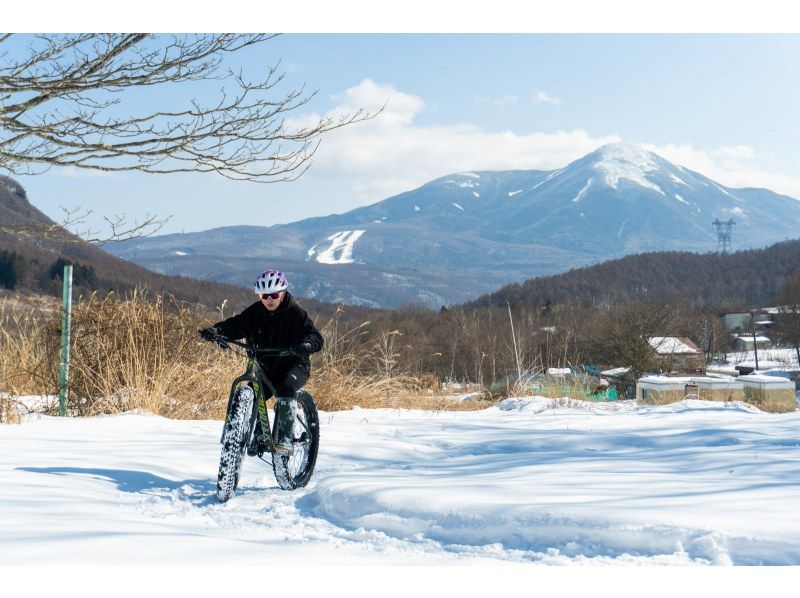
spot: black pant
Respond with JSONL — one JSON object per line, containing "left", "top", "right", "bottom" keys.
{"left": 266, "top": 362, "right": 309, "bottom": 398}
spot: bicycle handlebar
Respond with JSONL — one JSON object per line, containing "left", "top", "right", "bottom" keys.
{"left": 204, "top": 331, "right": 297, "bottom": 357}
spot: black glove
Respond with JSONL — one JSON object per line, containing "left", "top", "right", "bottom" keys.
{"left": 294, "top": 341, "right": 314, "bottom": 355}
{"left": 199, "top": 326, "right": 229, "bottom": 349}
{"left": 198, "top": 326, "right": 219, "bottom": 342}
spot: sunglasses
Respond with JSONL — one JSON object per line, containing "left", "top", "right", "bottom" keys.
{"left": 260, "top": 291, "right": 283, "bottom": 300}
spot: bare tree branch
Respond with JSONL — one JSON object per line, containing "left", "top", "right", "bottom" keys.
{"left": 0, "top": 34, "right": 377, "bottom": 182}
{"left": 0, "top": 204, "right": 170, "bottom": 243}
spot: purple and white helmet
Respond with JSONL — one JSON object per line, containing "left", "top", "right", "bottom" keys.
{"left": 254, "top": 269, "right": 288, "bottom": 294}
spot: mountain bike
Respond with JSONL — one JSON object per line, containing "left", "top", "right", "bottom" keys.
{"left": 205, "top": 332, "right": 320, "bottom": 502}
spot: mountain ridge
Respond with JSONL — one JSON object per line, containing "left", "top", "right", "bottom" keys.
{"left": 104, "top": 143, "right": 800, "bottom": 307}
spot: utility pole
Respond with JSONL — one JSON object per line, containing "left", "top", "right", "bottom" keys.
{"left": 507, "top": 302, "right": 522, "bottom": 383}
{"left": 751, "top": 311, "right": 760, "bottom": 371}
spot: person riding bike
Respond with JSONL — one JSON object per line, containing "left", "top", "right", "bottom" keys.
{"left": 199, "top": 269, "right": 323, "bottom": 454}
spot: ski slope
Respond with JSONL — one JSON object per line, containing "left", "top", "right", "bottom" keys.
{"left": 2, "top": 397, "right": 799, "bottom": 565}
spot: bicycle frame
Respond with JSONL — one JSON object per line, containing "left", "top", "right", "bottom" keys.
{"left": 220, "top": 350, "right": 278, "bottom": 452}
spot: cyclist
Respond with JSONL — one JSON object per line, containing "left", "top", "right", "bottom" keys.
{"left": 199, "top": 269, "right": 323, "bottom": 453}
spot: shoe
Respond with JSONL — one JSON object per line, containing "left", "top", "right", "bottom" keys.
{"left": 273, "top": 437, "right": 294, "bottom": 453}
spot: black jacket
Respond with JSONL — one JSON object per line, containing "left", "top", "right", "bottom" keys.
{"left": 213, "top": 292, "right": 323, "bottom": 380}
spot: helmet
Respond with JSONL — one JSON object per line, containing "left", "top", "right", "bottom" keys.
{"left": 254, "top": 269, "right": 288, "bottom": 294}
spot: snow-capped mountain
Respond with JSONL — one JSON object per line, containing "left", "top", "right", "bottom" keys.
{"left": 105, "top": 143, "right": 800, "bottom": 307}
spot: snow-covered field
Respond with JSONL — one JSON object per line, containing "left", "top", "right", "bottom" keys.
{"left": 2, "top": 397, "right": 799, "bottom": 565}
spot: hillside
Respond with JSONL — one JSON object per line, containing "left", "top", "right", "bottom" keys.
{"left": 104, "top": 143, "right": 800, "bottom": 308}
{"left": 0, "top": 176, "right": 372, "bottom": 322}
{"left": 466, "top": 238, "right": 800, "bottom": 310}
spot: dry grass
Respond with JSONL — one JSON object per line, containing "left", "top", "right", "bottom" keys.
{"left": 1, "top": 290, "right": 240, "bottom": 420}
{"left": 308, "top": 309, "right": 494, "bottom": 411}
{"left": 1, "top": 292, "right": 493, "bottom": 422}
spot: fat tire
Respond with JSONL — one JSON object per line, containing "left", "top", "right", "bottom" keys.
{"left": 216, "top": 385, "right": 254, "bottom": 502}
{"left": 272, "top": 390, "right": 319, "bottom": 490}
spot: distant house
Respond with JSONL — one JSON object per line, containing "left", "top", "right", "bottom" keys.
{"left": 648, "top": 336, "right": 703, "bottom": 373}
{"left": 733, "top": 334, "right": 772, "bottom": 351}
{"left": 721, "top": 312, "right": 750, "bottom": 332}
{"left": 720, "top": 309, "right": 776, "bottom": 333}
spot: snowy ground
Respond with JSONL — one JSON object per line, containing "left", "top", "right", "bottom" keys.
{"left": 725, "top": 347, "right": 799, "bottom": 369}
{"left": 2, "top": 397, "right": 800, "bottom": 565}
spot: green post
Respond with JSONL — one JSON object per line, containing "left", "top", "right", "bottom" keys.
{"left": 58, "top": 265, "right": 73, "bottom": 416}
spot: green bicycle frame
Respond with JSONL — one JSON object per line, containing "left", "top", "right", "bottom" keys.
{"left": 222, "top": 356, "right": 281, "bottom": 452}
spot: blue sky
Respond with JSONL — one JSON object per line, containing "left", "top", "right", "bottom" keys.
{"left": 11, "top": 34, "right": 800, "bottom": 236}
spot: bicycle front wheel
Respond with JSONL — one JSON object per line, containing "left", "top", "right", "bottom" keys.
{"left": 272, "top": 390, "right": 319, "bottom": 490}
{"left": 217, "top": 385, "right": 254, "bottom": 502}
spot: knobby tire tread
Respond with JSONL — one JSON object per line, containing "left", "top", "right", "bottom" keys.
{"left": 216, "top": 386, "right": 254, "bottom": 502}
{"left": 272, "top": 390, "right": 320, "bottom": 490}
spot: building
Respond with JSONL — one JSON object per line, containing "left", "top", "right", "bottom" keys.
{"left": 648, "top": 337, "right": 704, "bottom": 372}
{"left": 733, "top": 334, "right": 773, "bottom": 351}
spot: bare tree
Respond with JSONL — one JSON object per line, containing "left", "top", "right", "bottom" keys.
{"left": 0, "top": 33, "right": 375, "bottom": 240}
{"left": 599, "top": 301, "right": 679, "bottom": 379}
{"left": 775, "top": 269, "right": 800, "bottom": 366}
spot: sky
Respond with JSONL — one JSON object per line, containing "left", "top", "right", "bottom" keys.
{"left": 8, "top": 34, "right": 800, "bottom": 236}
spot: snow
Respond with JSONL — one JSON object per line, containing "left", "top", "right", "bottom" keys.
{"left": 675, "top": 193, "right": 690, "bottom": 205}
{"left": 414, "top": 205, "right": 420, "bottom": 212}
{"left": 459, "top": 172, "right": 480, "bottom": 179}
{"left": 458, "top": 181, "right": 477, "bottom": 189}
{"left": 472, "top": 192, "right": 480, "bottom": 198}
{"left": 670, "top": 172, "right": 689, "bottom": 186}
{"left": 3, "top": 399, "right": 800, "bottom": 565}
{"left": 571, "top": 179, "right": 592, "bottom": 203}
{"left": 452, "top": 202, "right": 464, "bottom": 211}
{"left": 547, "top": 367, "right": 571, "bottom": 376}
{"left": 508, "top": 190, "right": 523, "bottom": 197}
{"left": 648, "top": 337, "right": 699, "bottom": 355}
{"left": 314, "top": 230, "right": 365, "bottom": 264}
{"left": 726, "top": 348, "right": 799, "bottom": 369}
{"left": 601, "top": 367, "right": 631, "bottom": 377}
{"left": 173, "top": 250, "right": 188, "bottom": 256}
{"left": 532, "top": 167, "right": 565, "bottom": 190}
{"left": 594, "top": 143, "right": 666, "bottom": 196}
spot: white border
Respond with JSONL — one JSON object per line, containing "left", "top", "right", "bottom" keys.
{"left": 3, "top": 0, "right": 800, "bottom": 33}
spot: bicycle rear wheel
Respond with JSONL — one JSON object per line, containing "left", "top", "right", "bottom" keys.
{"left": 272, "top": 390, "right": 319, "bottom": 490}
{"left": 217, "top": 385, "right": 254, "bottom": 502}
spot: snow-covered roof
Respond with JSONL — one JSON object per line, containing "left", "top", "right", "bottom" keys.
{"left": 648, "top": 337, "right": 700, "bottom": 355}
{"left": 637, "top": 376, "right": 693, "bottom": 387}
{"left": 738, "top": 374, "right": 795, "bottom": 388}
{"left": 547, "top": 367, "right": 571, "bottom": 376}
{"left": 733, "top": 335, "right": 771, "bottom": 342}
{"left": 601, "top": 367, "right": 631, "bottom": 377}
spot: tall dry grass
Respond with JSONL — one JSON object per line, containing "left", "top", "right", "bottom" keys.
{"left": 0, "top": 291, "right": 494, "bottom": 422}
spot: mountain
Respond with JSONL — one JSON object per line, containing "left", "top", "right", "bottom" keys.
{"left": 0, "top": 176, "right": 369, "bottom": 321}
{"left": 104, "top": 143, "right": 800, "bottom": 308}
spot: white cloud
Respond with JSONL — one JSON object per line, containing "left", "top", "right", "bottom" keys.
{"left": 293, "top": 80, "right": 800, "bottom": 204}
{"left": 295, "top": 80, "right": 618, "bottom": 202}
{"left": 329, "top": 79, "right": 424, "bottom": 126}
{"left": 532, "top": 91, "right": 561, "bottom": 106}
{"left": 642, "top": 142, "right": 800, "bottom": 198}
